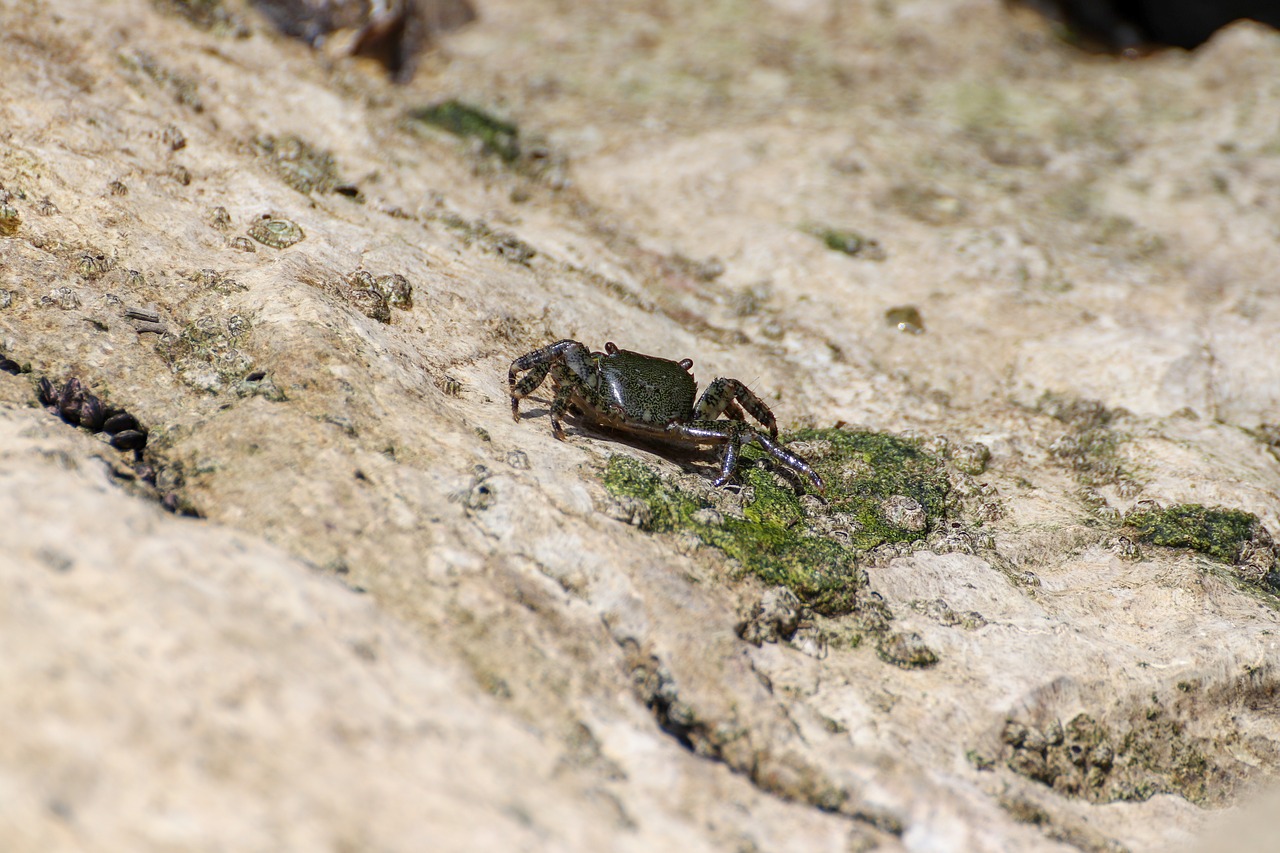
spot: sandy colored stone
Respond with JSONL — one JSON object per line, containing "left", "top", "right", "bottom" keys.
{"left": 3, "top": 0, "right": 1280, "bottom": 850}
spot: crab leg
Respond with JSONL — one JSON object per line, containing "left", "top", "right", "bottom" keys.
{"left": 750, "top": 430, "right": 825, "bottom": 494}
{"left": 712, "top": 427, "right": 745, "bottom": 489}
{"left": 666, "top": 421, "right": 825, "bottom": 494}
{"left": 694, "top": 379, "right": 778, "bottom": 439}
{"left": 547, "top": 364, "right": 583, "bottom": 440}
{"left": 508, "top": 339, "right": 593, "bottom": 421}
{"left": 508, "top": 361, "right": 551, "bottom": 420}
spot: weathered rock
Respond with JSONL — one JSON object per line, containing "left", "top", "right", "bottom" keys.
{"left": 2, "top": 1, "right": 1280, "bottom": 851}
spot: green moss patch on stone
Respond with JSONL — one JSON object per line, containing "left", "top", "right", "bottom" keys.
{"left": 601, "top": 428, "right": 951, "bottom": 616}
{"left": 407, "top": 100, "right": 521, "bottom": 163}
{"left": 603, "top": 455, "right": 858, "bottom": 615}
{"left": 1123, "top": 504, "right": 1258, "bottom": 564}
{"left": 788, "top": 427, "right": 951, "bottom": 544}
{"left": 803, "top": 224, "right": 886, "bottom": 260}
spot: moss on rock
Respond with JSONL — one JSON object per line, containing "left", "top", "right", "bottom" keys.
{"left": 602, "top": 428, "right": 951, "bottom": 617}
{"left": 1124, "top": 504, "right": 1260, "bottom": 564}
{"left": 407, "top": 100, "right": 521, "bottom": 163}
{"left": 603, "top": 454, "right": 859, "bottom": 615}
{"left": 788, "top": 427, "right": 951, "bottom": 543}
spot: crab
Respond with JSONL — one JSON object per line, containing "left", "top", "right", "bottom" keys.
{"left": 508, "top": 339, "right": 824, "bottom": 493}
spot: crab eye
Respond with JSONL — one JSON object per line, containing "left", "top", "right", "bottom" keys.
{"left": 679, "top": 358, "right": 693, "bottom": 371}
{"left": 605, "top": 342, "right": 619, "bottom": 354}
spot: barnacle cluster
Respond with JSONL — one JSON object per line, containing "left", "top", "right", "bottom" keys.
{"left": 156, "top": 314, "right": 255, "bottom": 392}
{"left": 998, "top": 710, "right": 1217, "bottom": 805}
{"left": 307, "top": 270, "right": 416, "bottom": 325}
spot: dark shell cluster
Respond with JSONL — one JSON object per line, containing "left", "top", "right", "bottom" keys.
{"left": 26, "top": 373, "right": 196, "bottom": 517}
{"left": 37, "top": 376, "right": 148, "bottom": 453}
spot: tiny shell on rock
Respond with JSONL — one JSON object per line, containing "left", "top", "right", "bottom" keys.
{"left": 882, "top": 494, "right": 926, "bottom": 531}
{"left": 103, "top": 412, "right": 139, "bottom": 434}
{"left": 110, "top": 429, "right": 148, "bottom": 451}
{"left": 374, "top": 274, "right": 413, "bottom": 310}
{"left": 349, "top": 288, "right": 390, "bottom": 323}
{"left": 78, "top": 393, "right": 107, "bottom": 432}
{"left": 75, "top": 252, "right": 111, "bottom": 279}
{"left": 247, "top": 217, "right": 305, "bottom": 249}
{"left": 37, "top": 377, "right": 56, "bottom": 406}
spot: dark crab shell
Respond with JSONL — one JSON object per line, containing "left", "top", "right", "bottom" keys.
{"left": 592, "top": 346, "right": 697, "bottom": 427}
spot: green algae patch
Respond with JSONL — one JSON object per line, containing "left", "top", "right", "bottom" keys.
{"left": 407, "top": 100, "right": 521, "bottom": 162}
{"left": 802, "top": 224, "right": 886, "bottom": 260}
{"left": 602, "top": 428, "right": 951, "bottom": 616}
{"left": 788, "top": 427, "right": 951, "bottom": 546}
{"left": 604, "top": 455, "right": 858, "bottom": 615}
{"left": 1124, "top": 504, "right": 1259, "bottom": 564}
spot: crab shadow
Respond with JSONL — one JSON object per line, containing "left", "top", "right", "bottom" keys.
{"left": 524, "top": 405, "right": 814, "bottom": 495}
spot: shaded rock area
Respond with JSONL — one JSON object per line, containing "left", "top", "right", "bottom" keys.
{"left": 3, "top": 0, "right": 1280, "bottom": 850}
{"left": 1020, "top": 0, "right": 1280, "bottom": 51}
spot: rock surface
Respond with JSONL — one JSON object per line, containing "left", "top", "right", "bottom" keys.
{"left": 2, "top": 0, "right": 1280, "bottom": 850}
